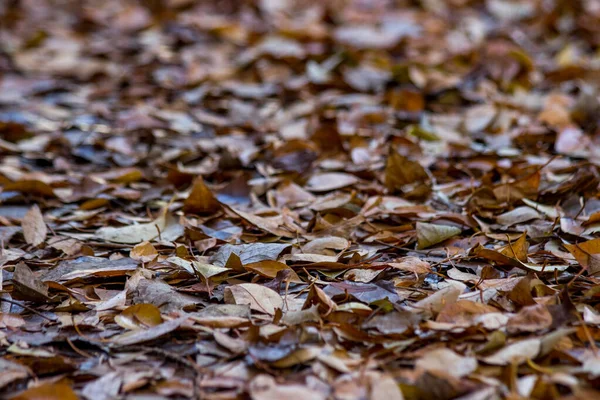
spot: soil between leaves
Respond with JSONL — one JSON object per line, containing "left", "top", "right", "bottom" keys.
{"left": 2, "top": 1, "right": 600, "bottom": 399}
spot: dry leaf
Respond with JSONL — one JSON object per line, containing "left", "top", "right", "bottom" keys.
{"left": 115, "top": 303, "right": 163, "bottom": 330}
{"left": 183, "top": 177, "right": 221, "bottom": 214}
{"left": 416, "top": 222, "right": 461, "bottom": 249}
{"left": 22, "top": 205, "right": 47, "bottom": 246}
{"left": 249, "top": 375, "right": 327, "bottom": 400}
{"left": 416, "top": 348, "right": 478, "bottom": 378}
{"left": 111, "top": 316, "right": 188, "bottom": 346}
{"left": 224, "top": 283, "right": 283, "bottom": 314}
{"left": 565, "top": 238, "right": 600, "bottom": 275}
{"left": 482, "top": 338, "right": 541, "bottom": 365}
{"left": 13, "top": 383, "right": 78, "bottom": 400}
{"left": 385, "top": 150, "right": 430, "bottom": 196}
{"left": 12, "top": 262, "right": 51, "bottom": 302}
{"left": 130, "top": 241, "right": 158, "bottom": 262}
{"left": 95, "top": 210, "right": 181, "bottom": 244}
{"left": 305, "top": 173, "right": 359, "bottom": 192}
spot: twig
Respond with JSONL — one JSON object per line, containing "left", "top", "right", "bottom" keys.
{"left": 0, "top": 297, "right": 56, "bottom": 322}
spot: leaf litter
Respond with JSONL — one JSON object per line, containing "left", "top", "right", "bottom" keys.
{"left": 2, "top": 0, "right": 600, "bottom": 399}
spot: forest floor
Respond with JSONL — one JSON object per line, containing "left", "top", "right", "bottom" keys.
{"left": 2, "top": 0, "right": 600, "bottom": 399}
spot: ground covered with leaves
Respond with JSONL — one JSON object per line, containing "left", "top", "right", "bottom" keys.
{"left": 2, "top": 0, "right": 600, "bottom": 399}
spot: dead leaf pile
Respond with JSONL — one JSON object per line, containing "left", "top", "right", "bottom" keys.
{"left": 2, "top": 0, "right": 600, "bottom": 398}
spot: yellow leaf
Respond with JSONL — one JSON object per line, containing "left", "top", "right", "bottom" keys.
{"left": 115, "top": 303, "right": 163, "bottom": 330}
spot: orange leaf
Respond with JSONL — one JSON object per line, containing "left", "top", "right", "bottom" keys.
{"left": 13, "top": 383, "right": 78, "bottom": 400}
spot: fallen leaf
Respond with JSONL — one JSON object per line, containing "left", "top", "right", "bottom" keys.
{"left": 482, "top": 338, "right": 541, "bottom": 365}
{"left": 224, "top": 283, "right": 283, "bottom": 315}
{"left": 305, "top": 173, "right": 359, "bottom": 192}
{"left": 249, "top": 374, "right": 327, "bottom": 400}
{"left": 244, "top": 260, "right": 301, "bottom": 282}
{"left": 210, "top": 243, "right": 292, "bottom": 267}
{"left": 565, "top": 238, "right": 600, "bottom": 275}
{"left": 130, "top": 241, "right": 158, "bottom": 262}
{"left": 183, "top": 177, "right": 221, "bottom": 214}
{"left": 230, "top": 208, "right": 295, "bottom": 237}
{"left": 416, "top": 222, "right": 461, "bottom": 249}
{"left": 115, "top": 303, "right": 163, "bottom": 330}
{"left": 42, "top": 256, "right": 139, "bottom": 283}
{"left": 13, "top": 383, "right": 78, "bottom": 400}
{"left": 408, "top": 281, "right": 466, "bottom": 316}
{"left": 111, "top": 316, "right": 188, "bottom": 346}
{"left": 385, "top": 150, "right": 430, "bottom": 197}
{"left": 416, "top": 348, "right": 478, "bottom": 378}
{"left": 21, "top": 205, "right": 47, "bottom": 246}
{"left": 95, "top": 210, "right": 181, "bottom": 244}
{"left": 11, "top": 262, "right": 51, "bottom": 302}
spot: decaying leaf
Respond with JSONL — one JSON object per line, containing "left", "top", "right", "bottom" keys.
{"left": 224, "top": 283, "right": 283, "bottom": 315}
{"left": 249, "top": 374, "right": 327, "bottom": 400}
{"left": 416, "top": 348, "right": 478, "bottom": 378}
{"left": 11, "top": 262, "right": 51, "bottom": 302}
{"left": 12, "top": 383, "right": 78, "bottom": 400}
{"left": 565, "top": 238, "right": 600, "bottom": 275}
{"left": 21, "top": 205, "right": 47, "bottom": 246}
{"left": 95, "top": 210, "right": 181, "bottom": 244}
{"left": 130, "top": 241, "right": 158, "bottom": 262}
{"left": 183, "top": 177, "right": 221, "bottom": 214}
{"left": 385, "top": 150, "right": 430, "bottom": 198}
{"left": 482, "top": 338, "right": 541, "bottom": 365}
{"left": 416, "top": 222, "right": 461, "bottom": 249}
{"left": 115, "top": 303, "right": 163, "bottom": 330}
{"left": 408, "top": 281, "right": 466, "bottom": 316}
{"left": 3, "top": 1, "right": 600, "bottom": 398}
{"left": 210, "top": 243, "right": 292, "bottom": 267}
{"left": 111, "top": 316, "right": 188, "bottom": 346}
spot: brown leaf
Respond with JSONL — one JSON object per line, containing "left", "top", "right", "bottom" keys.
{"left": 499, "top": 232, "right": 528, "bottom": 262}
{"left": 305, "top": 172, "right": 359, "bottom": 192}
{"left": 385, "top": 150, "right": 430, "bottom": 197}
{"left": 115, "top": 303, "right": 163, "bottom": 330}
{"left": 130, "top": 241, "right": 158, "bottom": 262}
{"left": 11, "top": 262, "right": 51, "bottom": 302}
{"left": 244, "top": 260, "right": 302, "bottom": 283}
{"left": 482, "top": 338, "right": 541, "bottom": 365}
{"left": 224, "top": 283, "right": 283, "bottom": 314}
{"left": 249, "top": 374, "right": 327, "bottom": 400}
{"left": 565, "top": 238, "right": 600, "bottom": 275}
{"left": 183, "top": 177, "right": 221, "bottom": 214}
{"left": 12, "top": 383, "right": 78, "bottom": 400}
{"left": 21, "top": 205, "right": 47, "bottom": 246}
{"left": 416, "top": 222, "right": 461, "bottom": 249}
{"left": 507, "top": 304, "right": 553, "bottom": 333}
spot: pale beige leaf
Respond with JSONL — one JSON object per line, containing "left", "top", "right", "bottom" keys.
{"left": 416, "top": 222, "right": 461, "bottom": 249}
{"left": 409, "top": 281, "right": 466, "bottom": 315}
{"left": 224, "top": 283, "right": 283, "bottom": 315}
{"left": 482, "top": 338, "right": 541, "bottom": 365}
{"left": 22, "top": 205, "right": 47, "bottom": 246}
{"left": 416, "top": 348, "right": 478, "bottom": 378}
{"left": 130, "top": 241, "right": 158, "bottom": 262}
{"left": 306, "top": 172, "right": 359, "bottom": 192}
{"left": 95, "top": 210, "right": 181, "bottom": 244}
